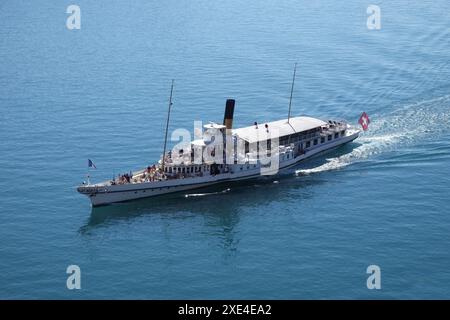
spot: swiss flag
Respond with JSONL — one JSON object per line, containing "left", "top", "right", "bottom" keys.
{"left": 358, "top": 112, "right": 370, "bottom": 131}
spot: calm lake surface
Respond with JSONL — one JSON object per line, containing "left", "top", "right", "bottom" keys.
{"left": 1, "top": 0, "right": 449, "bottom": 298}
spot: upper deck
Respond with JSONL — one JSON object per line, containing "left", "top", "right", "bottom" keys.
{"left": 232, "top": 116, "right": 327, "bottom": 143}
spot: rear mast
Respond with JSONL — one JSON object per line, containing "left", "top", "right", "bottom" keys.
{"left": 287, "top": 62, "right": 297, "bottom": 124}
{"left": 161, "top": 79, "right": 174, "bottom": 172}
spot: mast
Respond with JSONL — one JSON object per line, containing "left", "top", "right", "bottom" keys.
{"left": 161, "top": 79, "right": 174, "bottom": 172}
{"left": 287, "top": 62, "right": 297, "bottom": 123}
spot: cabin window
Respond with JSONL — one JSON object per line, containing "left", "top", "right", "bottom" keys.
{"left": 182, "top": 167, "right": 185, "bottom": 173}
{"left": 306, "top": 141, "right": 311, "bottom": 148}
{"left": 169, "top": 167, "right": 172, "bottom": 173}
{"left": 321, "top": 137, "right": 325, "bottom": 143}
{"left": 341, "top": 130, "right": 345, "bottom": 136}
{"left": 290, "top": 134, "right": 296, "bottom": 142}
{"left": 335, "top": 132, "right": 339, "bottom": 139}
{"left": 313, "top": 139, "right": 318, "bottom": 145}
{"left": 328, "top": 135, "right": 332, "bottom": 141}
{"left": 287, "top": 154, "right": 290, "bottom": 159}
{"left": 240, "top": 166, "right": 243, "bottom": 170}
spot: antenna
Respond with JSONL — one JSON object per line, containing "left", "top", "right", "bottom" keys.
{"left": 161, "top": 79, "right": 174, "bottom": 172}
{"left": 287, "top": 62, "right": 297, "bottom": 123}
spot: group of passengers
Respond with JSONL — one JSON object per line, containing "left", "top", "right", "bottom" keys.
{"left": 140, "top": 165, "right": 163, "bottom": 182}
{"left": 118, "top": 172, "right": 133, "bottom": 184}
{"left": 110, "top": 172, "right": 133, "bottom": 185}
{"left": 110, "top": 165, "right": 166, "bottom": 185}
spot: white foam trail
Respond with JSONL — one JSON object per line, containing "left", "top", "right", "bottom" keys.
{"left": 184, "top": 188, "right": 231, "bottom": 198}
{"left": 295, "top": 135, "right": 391, "bottom": 175}
{"left": 296, "top": 95, "right": 450, "bottom": 175}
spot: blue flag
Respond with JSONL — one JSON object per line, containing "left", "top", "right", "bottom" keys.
{"left": 88, "top": 159, "right": 97, "bottom": 169}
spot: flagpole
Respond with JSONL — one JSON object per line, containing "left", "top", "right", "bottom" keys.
{"left": 87, "top": 159, "right": 95, "bottom": 185}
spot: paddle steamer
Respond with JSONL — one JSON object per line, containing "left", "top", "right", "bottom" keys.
{"left": 78, "top": 68, "right": 360, "bottom": 206}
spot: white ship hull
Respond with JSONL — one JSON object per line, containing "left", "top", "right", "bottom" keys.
{"left": 78, "top": 129, "right": 359, "bottom": 206}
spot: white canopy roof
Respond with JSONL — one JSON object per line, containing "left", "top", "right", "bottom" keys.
{"left": 232, "top": 116, "right": 327, "bottom": 143}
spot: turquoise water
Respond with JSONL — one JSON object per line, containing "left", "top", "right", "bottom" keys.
{"left": 1, "top": 0, "right": 450, "bottom": 299}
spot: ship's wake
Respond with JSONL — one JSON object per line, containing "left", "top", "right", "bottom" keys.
{"left": 296, "top": 94, "right": 450, "bottom": 175}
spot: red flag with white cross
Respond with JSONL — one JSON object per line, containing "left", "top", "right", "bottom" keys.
{"left": 358, "top": 112, "right": 370, "bottom": 131}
